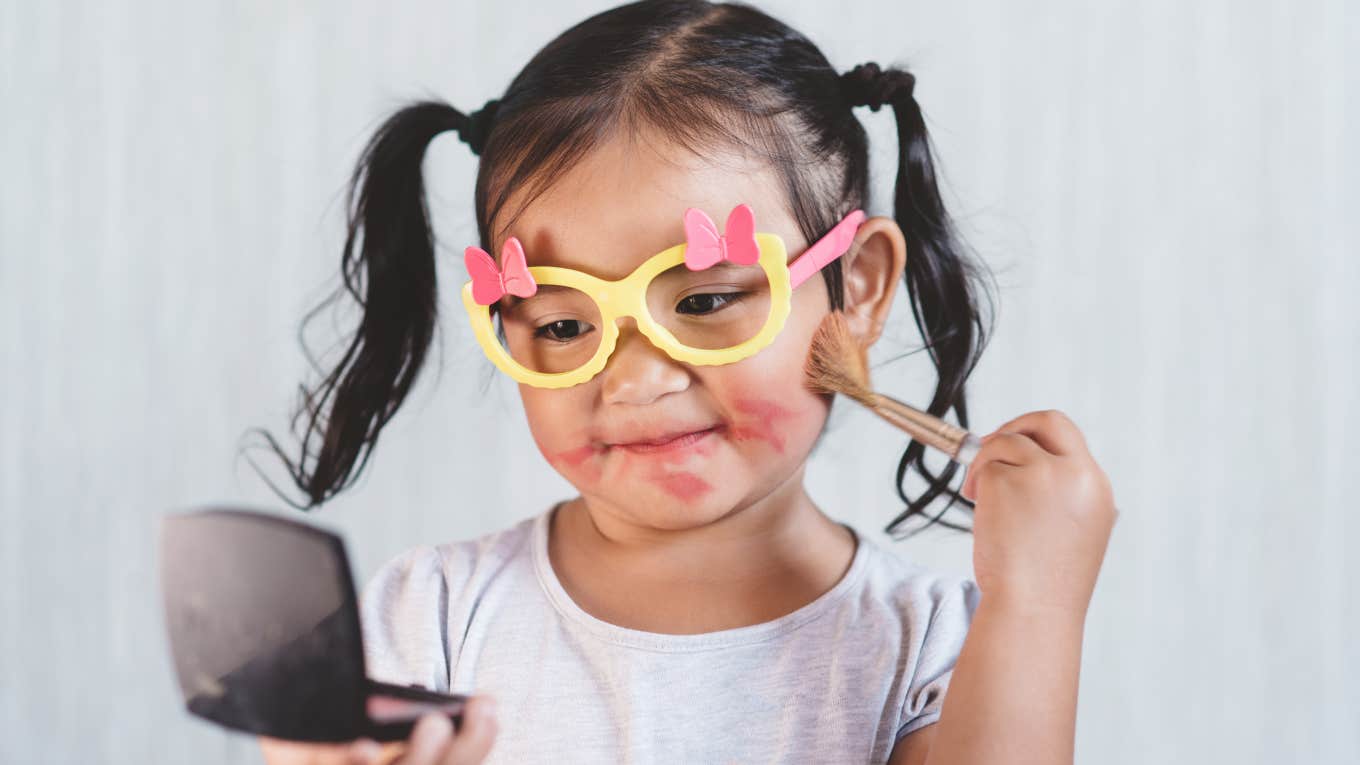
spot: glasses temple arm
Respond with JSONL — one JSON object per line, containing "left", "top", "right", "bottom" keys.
{"left": 787, "top": 210, "right": 867, "bottom": 289}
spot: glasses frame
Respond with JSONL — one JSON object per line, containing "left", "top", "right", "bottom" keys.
{"left": 461, "top": 207, "right": 865, "bottom": 389}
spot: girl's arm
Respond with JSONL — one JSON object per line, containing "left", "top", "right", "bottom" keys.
{"left": 891, "top": 410, "right": 1116, "bottom": 765}
{"left": 889, "top": 601, "right": 1086, "bottom": 764}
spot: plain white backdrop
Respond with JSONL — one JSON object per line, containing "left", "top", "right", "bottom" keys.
{"left": 2, "top": 1, "right": 1355, "bottom": 762}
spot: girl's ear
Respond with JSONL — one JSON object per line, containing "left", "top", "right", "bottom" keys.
{"left": 840, "top": 215, "right": 907, "bottom": 346}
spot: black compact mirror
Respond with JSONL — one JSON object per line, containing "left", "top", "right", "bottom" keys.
{"left": 158, "top": 507, "right": 466, "bottom": 742}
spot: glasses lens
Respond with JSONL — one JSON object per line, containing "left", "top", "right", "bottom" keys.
{"left": 494, "top": 285, "right": 603, "bottom": 375}
{"left": 645, "top": 260, "right": 773, "bottom": 351}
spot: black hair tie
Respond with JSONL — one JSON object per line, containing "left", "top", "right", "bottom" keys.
{"left": 840, "top": 62, "right": 916, "bottom": 112}
{"left": 456, "top": 98, "right": 501, "bottom": 155}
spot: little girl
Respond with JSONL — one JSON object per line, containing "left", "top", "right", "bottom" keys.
{"left": 257, "top": 1, "right": 1116, "bottom": 763}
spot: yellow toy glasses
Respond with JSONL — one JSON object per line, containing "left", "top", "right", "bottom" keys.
{"left": 461, "top": 203, "right": 866, "bottom": 389}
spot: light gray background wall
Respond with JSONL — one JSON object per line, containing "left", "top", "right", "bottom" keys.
{"left": 2, "top": 1, "right": 1356, "bottom": 763}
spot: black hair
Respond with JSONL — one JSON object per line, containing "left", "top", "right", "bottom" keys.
{"left": 241, "top": 0, "right": 996, "bottom": 539}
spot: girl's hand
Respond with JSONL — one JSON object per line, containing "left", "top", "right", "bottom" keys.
{"left": 960, "top": 409, "right": 1118, "bottom": 617}
{"left": 259, "top": 695, "right": 498, "bottom": 765}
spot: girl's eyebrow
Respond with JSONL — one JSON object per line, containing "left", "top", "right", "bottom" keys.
{"left": 698, "top": 262, "right": 746, "bottom": 273}
{"left": 503, "top": 284, "right": 576, "bottom": 308}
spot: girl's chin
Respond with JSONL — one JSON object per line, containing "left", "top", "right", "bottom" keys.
{"left": 585, "top": 475, "right": 742, "bottom": 528}
{"left": 627, "top": 497, "right": 739, "bottom": 531}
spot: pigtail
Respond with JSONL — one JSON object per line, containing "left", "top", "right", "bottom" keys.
{"left": 242, "top": 99, "right": 492, "bottom": 511}
{"left": 842, "top": 63, "right": 995, "bottom": 537}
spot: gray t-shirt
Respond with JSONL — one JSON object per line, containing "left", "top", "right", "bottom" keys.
{"left": 359, "top": 504, "right": 980, "bottom": 764}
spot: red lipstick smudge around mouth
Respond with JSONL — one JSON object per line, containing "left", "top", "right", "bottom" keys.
{"left": 549, "top": 442, "right": 605, "bottom": 484}
{"left": 556, "top": 443, "right": 598, "bottom": 466}
{"left": 614, "top": 428, "right": 722, "bottom": 499}
{"left": 610, "top": 425, "right": 724, "bottom": 461}
{"left": 651, "top": 471, "right": 712, "bottom": 501}
{"left": 727, "top": 398, "right": 793, "bottom": 454}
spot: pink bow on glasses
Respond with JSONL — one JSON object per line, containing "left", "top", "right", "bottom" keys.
{"left": 465, "top": 237, "right": 538, "bottom": 306}
{"left": 683, "top": 203, "right": 760, "bottom": 271}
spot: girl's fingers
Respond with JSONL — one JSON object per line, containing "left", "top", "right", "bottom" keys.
{"left": 371, "top": 742, "right": 409, "bottom": 765}
{"left": 345, "top": 738, "right": 383, "bottom": 765}
{"left": 978, "top": 431, "right": 1049, "bottom": 466}
{"left": 438, "top": 696, "right": 499, "bottom": 764}
{"left": 989, "top": 409, "right": 1087, "bottom": 457}
{"left": 401, "top": 713, "right": 455, "bottom": 764}
{"left": 962, "top": 431, "right": 1049, "bottom": 499}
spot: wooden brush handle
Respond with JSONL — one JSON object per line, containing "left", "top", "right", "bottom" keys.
{"left": 869, "top": 393, "right": 982, "bottom": 466}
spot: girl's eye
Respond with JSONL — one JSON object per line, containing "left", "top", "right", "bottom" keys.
{"left": 677, "top": 292, "right": 746, "bottom": 316}
{"left": 533, "top": 319, "right": 595, "bottom": 342}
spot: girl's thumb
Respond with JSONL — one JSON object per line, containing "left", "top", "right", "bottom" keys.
{"left": 443, "top": 695, "right": 499, "bottom": 762}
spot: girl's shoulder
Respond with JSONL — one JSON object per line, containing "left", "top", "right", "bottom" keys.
{"left": 849, "top": 528, "right": 981, "bottom": 633}
{"left": 362, "top": 510, "right": 542, "bottom": 604}
{"left": 356, "top": 509, "right": 545, "bottom": 689}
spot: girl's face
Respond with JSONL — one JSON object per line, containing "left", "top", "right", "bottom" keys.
{"left": 497, "top": 133, "right": 837, "bottom": 532}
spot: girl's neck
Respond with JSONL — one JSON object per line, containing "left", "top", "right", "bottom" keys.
{"left": 547, "top": 472, "right": 857, "bottom": 634}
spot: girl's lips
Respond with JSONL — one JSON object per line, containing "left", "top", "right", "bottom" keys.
{"left": 613, "top": 425, "right": 723, "bottom": 454}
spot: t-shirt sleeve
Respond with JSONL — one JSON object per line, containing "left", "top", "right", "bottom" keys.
{"left": 358, "top": 544, "right": 452, "bottom": 692}
{"left": 895, "top": 575, "right": 982, "bottom": 740}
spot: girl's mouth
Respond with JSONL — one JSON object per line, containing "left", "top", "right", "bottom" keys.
{"left": 612, "top": 425, "right": 724, "bottom": 455}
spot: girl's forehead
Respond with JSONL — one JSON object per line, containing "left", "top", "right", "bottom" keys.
{"left": 503, "top": 191, "right": 796, "bottom": 280}
{"left": 494, "top": 135, "right": 794, "bottom": 280}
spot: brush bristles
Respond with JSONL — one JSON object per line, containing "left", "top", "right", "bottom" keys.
{"left": 804, "top": 310, "right": 877, "bottom": 406}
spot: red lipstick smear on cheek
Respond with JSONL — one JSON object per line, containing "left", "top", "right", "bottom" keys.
{"left": 726, "top": 398, "right": 795, "bottom": 454}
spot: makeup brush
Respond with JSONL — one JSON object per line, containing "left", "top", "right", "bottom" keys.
{"left": 804, "top": 310, "right": 982, "bottom": 466}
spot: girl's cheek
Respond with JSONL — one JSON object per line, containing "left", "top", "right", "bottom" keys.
{"left": 720, "top": 348, "right": 828, "bottom": 455}
{"left": 726, "top": 397, "right": 796, "bottom": 454}
{"left": 525, "top": 391, "right": 605, "bottom": 485}
{"left": 718, "top": 308, "right": 830, "bottom": 457}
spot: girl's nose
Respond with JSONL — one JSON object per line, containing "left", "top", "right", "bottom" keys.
{"left": 599, "top": 317, "right": 691, "bottom": 406}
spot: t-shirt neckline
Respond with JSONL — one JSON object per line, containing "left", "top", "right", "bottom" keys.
{"left": 531, "top": 501, "right": 870, "bottom": 652}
